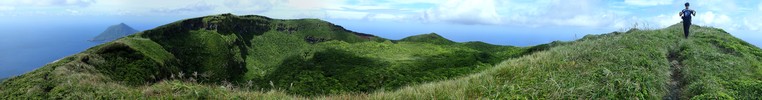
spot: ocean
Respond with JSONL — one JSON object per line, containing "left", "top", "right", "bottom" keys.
{"left": 0, "top": 26, "right": 103, "bottom": 78}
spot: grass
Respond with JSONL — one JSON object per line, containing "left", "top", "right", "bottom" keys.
{"left": 368, "top": 26, "right": 676, "bottom": 99}
{"left": 1, "top": 14, "right": 760, "bottom": 99}
{"left": 0, "top": 14, "right": 530, "bottom": 98}
{"left": 364, "top": 24, "right": 762, "bottom": 99}
{"left": 399, "top": 33, "right": 457, "bottom": 45}
{"left": 676, "top": 25, "right": 762, "bottom": 99}
{"left": 253, "top": 40, "right": 518, "bottom": 95}
{"left": 241, "top": 27, "right": 528, "bottom": 95}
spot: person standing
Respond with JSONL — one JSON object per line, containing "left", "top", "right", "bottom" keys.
{"left": 680, "top": 2, "right": 696, "bottom": 39}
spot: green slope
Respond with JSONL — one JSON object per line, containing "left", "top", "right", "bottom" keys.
{"left": 0, "top": 14, "right": 532, "bottom": 99}
{"left": 2, "top": 13, "right": 760, "bottom": 99}
{"left": 399, "top": 33, "right": 456, "bottom": 45}
{"left": 368, "top": 24, "right": 762, "bottom": 99}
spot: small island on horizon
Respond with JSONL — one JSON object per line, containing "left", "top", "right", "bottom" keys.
{"left": 90, "top": 23, "right": 139, "bottom": 42}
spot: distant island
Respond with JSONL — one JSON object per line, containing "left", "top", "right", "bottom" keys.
{"left": 90, "top": 23, "right": 139, "bottom": 42}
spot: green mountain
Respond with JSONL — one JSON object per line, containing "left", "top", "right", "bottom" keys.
{"left": 0, "top": 14, "right": 533, "bottom": 99}
{"left": 90, "top": 23, "right": 139, "bottom": 42}
{"left": 2, "top": 14, "right": 761, "bottom": 99}
{"left": 399, "top": 33, "right": 456, "bottom": 45}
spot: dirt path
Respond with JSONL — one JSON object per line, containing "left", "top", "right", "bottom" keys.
{"left": 664, "top": 49, "right": 685, "bottom": 100}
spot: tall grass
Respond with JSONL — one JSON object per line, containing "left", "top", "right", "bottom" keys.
{"left": 357, "top": 24, "right": 762, "bottom": 99}
{"left": 2, "top": 14, "right": 760, "bottom": 99}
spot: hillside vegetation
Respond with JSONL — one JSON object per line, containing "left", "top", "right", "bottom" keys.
{"left": 369, "top": 24, "right": 762, "bottom": 99}
{"left": 0, "top": 14, "right": 534, "bottom": 99}
{"left": 1, "top": 14, "right": 760, "bottom": 99}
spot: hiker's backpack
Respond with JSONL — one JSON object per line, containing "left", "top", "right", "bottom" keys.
{"left": 682, "top": 9, "right": 693, "bottom": 18}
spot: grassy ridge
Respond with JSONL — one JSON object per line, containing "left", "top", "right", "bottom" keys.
{"left": 1, "top": 13, "right": 760, "bottom": 99}
{"left": 399, "top": 33, "right": 457, "bottom": 45}
{"left": 0, "top": 14, "right": 530, "bottom": 98}
{"left": 676, "top": 25, "right": 762, "bottom": 99}
{"left": 244, "top": 28, "right": 530, "bottom": 95}
{"left": 371, "top": 26, "right": 677, "bottom": 99}
{"left": 255, "top": 40, "right": 526, "bottom": 95}
{"left": 368, "top": 24, "right": 762, "bottom": 99}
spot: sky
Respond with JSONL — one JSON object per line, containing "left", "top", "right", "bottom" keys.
{"left": 0, "top": 0, "right": 761, "bottom": 45}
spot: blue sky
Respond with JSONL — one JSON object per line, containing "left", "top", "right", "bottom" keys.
{"left": 0, "top": 0, "right": 761, "bottom": 46}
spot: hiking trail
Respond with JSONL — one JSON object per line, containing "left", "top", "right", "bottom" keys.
{"left": 664, "top": 43, "right": 686, "bottom": 100}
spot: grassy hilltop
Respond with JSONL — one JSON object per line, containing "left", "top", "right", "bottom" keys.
{"left": 368, "top": 24, "right": 762, "bottom": 99}
{"left": 1, "top": 14, "right": 761, "bottom": 99}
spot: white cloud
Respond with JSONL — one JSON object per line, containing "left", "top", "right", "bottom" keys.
{"left": 0, "top": 0, "right": 99, "bottom": 16}
{"left": 363, "top": 13, "right": 408, "bottom": 21}
{"left": 222, "top": 0, "right": 278, "bottom": 13}
{"left": 284, "top": 0, "right": 342, "bottom": 10}
{"left": 693, "top": 0, "right": 738, "bottom": 12}
{"left": 698, "top": 12, "right": 728, "bottom": 25}
{"left": 743, "top": 18, "right": 761, "bottom": 31}
{"left": 652, "top": 14, "right": 682, "bottom": 27}
{"left": 63, "top": 0, "right": 95, "bottom": 6}
{"left": 0, "top": 6, "right": 13, "bottom": 11}
{"left": 421, "top": 0, "right": 501, "bottom": 25}
{"left": 624, "top": 0, "right": 673, "bottom": 6}
{"left": 0, "top": 0, "right": 757, "bottom": 34}
{"left": 389, "top": 0, "right": 440, "bottom": 5}
{"left": 491, "top": 0, "right": 632, "bottom": 28}
{"left": 496, "top": 0, "right": 548, "bottom": 24}
{"left": 326, "top": 10, "right": 368, "bottom": 20}
{"left": 738, "top": 4, "right": 762, "bottom": 31}
{"left": 696, "top": 11, "right": 738, "bottom": 30}
{"left": 151, "top": 2, "right": 215, "bottom": 13}
{"left": 65, "top": 9, "right": 83, "bottom": 15}
{"left": 549, "top": 15, "right": 600, "bottom": 27}
{"left": 540, "top": 0, "right": 604, "bottom": 27}
{"left": 0, "top": 0, "right": 96, "bottom": 7}
{"left": 246, "top": 0, "right": 354, "bottom": 19}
